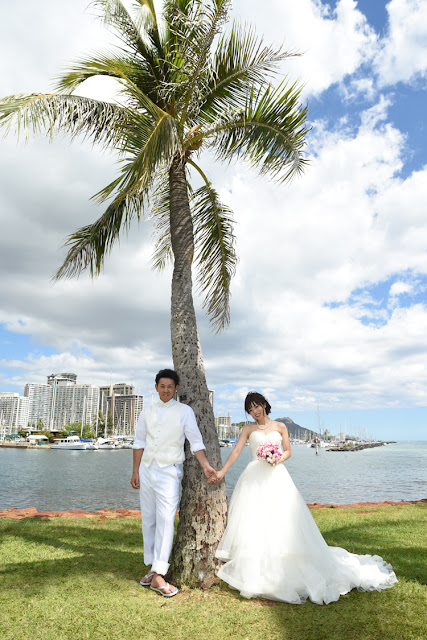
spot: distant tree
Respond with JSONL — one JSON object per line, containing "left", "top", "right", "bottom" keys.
{"left": 97, "top": 411, "right": 105, "bottom": 431}
{"left": 40, "top": 430, "right": 56, "bottom": 443}
{"left": 72, "top": 421, "right": 82, "bottom": 433}
{"left": 82, "top": 425, "right": 96, "bottom": 439}
{"left": 106, "top": 411, "right": 114, "bottom": 435}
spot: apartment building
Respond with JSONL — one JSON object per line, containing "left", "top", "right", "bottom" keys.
{"left": 24, "top": 383, "right": 54, "bottom": 429}
{"left": 0, "top": 392, "right": 30, "bottom": 434}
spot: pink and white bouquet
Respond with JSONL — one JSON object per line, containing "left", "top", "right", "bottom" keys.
{"left": 256, "top": 441, "right": 284, "bottom": 466}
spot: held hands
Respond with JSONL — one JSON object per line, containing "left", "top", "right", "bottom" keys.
{"left": 203, "top": 464, "right": 218, "bottom": 483}
{"left": 206, "top": 467, "right": 225, "bottom": 483}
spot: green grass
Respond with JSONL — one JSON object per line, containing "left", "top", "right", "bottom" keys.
{"left": 0, "top": 505, "right": 426, "bottom": 640}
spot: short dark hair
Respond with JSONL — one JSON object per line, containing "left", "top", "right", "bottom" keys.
{"left": 244, "top": 391, "right": 271, "bottom": 415}
{"left": 155, "top": 368, "right": 180, "bottom": 386}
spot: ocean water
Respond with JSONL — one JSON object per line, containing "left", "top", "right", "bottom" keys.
{"left": 0, "top": 441, "right": 425, "bottom": 512}
{"left": 222, "top": 440, "right": 427, "bottom": 505}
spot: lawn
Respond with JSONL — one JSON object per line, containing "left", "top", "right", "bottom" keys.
{"left": 0, "top": 505, "right": 426, "bottom": 640}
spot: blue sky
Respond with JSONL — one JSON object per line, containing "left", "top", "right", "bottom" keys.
{"left": 0, "top": 0, "right": 427, "bottom": 441}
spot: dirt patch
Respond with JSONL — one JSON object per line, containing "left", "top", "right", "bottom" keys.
{"left": 0, "top": 507, "right": 142, "bottom": 520}
{"left": 0, "top": 500, "right": 425, "bottom": 520}
{"left": 306, "top": 499, "right": 427, "bottom": 509}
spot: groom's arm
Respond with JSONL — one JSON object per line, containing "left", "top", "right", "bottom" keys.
{"left": 131, "top": 448, "right": 143, "bottom": 489}
{"left": 131, "top": 409, "right": 146, "bottom": 489}
{"left": 194, "top": 449, "right": 217, "bottom": 481}
{"left": 182, "top": 406, "right": 217, "bottom": 481}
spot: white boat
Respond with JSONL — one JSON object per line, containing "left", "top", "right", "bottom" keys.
{"left": 50, "top": 436, "right": 87, "bottom": 450}
{"left": 94, "top": 438, "right": 118, "bottom": 450}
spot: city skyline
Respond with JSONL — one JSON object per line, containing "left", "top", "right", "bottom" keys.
{"left": 0, "top": 373, "right": 144, "bottom": 433}
{"left": 1, "top": 1, "right": 427, "bottom": 442}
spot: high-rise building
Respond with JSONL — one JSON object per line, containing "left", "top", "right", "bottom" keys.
{"left": 53, "top": 384, "right": 99, "bottom": 429}
{"left": 110, "top": 394, "right": 144, "bottom": 435}
{"left": 47, "top": 373, "right": 77, "bottom": 386}
{"left": 99, "top": 383, "right": 134, "bottom": 416}
{"left": 0, "top": 393, "right": 30, "bottom": 434}
{"left": 215, "top": 415, "right": 232, "bottom": 439}
{"left": 24, "top": 383, "right": 54, "bottom": 429}
{"left": 48, "top": 373, "right": 77, "bottom": 428}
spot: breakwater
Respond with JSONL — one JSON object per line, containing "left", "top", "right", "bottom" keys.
{"left": 327, "top": 441, "right": 396, "bottom": 452}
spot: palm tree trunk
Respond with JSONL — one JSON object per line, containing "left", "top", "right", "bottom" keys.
{"left": 168, "top": 155, "right": 227, "bottom": 587}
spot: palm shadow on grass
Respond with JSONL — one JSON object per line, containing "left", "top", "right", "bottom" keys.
{"left": 0, "top": 517, "right": 145, "bottom": 596}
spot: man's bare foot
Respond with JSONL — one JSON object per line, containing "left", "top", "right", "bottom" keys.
{"left": 150, "top": 573, "right": 177, "bottom": 595}
{"left": 139, "top": 570, "right": 155, "bottom": 586}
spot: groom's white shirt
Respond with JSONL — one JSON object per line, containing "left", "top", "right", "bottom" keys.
{"left": 133, "top": 398, "right": 205, "bottom": 467}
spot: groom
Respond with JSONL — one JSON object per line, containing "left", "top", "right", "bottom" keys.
{"left": 130, "top": 368, "right": 216, "bottom": 597}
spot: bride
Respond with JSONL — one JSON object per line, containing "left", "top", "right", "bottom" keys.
{"left": 210, "top": 391, "right": 397, "bottom": 604}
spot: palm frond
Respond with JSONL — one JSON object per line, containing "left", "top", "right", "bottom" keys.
{"left": 91, "top": 0, "right": 160, "bottom": 52}
{"left": 174, "top": 0, "right": 232, "bottom": 123}
{"left": 89, "top": 0, "right": 165, "bottom": 88}
{"left": 157, "top": 1, "right": 228, "bottom": 112}
{"left": 203, "top": 80, "right": 310, "bottom": 182}
{"left": 55, "top": 52, "right": 143, "bottom": 95}
{"left": 132, "top": 0, "right": 159, "bottom": 32}
{"left": 54, "top": 193, "right": 144, "bottom": 279}
{"left": 0, "top": 93, "right": 126, "bottom": 148}
{"left": 91, "top": 100, "right": 179, "bottom": 205}
{"left": 198, "top": 21, "right": 299, "bottom": 121}
{"left": 190, "top": 168, "right": 237, "bottom": 332}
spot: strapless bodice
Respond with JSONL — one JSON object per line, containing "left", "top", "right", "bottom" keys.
{"left": 249, "top": 430, "right": 283, "bottom": 461}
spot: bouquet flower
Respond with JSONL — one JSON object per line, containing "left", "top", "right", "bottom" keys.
{"left": 256, "top": 441, "right": 284, "bottom": 466}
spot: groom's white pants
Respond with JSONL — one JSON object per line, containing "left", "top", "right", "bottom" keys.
{"left": 139, "top": 459, "right": 183, "bottom": 575}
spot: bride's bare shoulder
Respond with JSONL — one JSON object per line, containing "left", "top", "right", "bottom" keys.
{"left": 245, "top": 422, "right": 258, "bottom": 434}
{"left": 271, "top": 420, "right": 287, "bottom": 433}
{"left": 242, "top": 422, "right": 257, "bottom": 435}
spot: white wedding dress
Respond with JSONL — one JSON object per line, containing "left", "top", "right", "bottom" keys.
{"left": 215, "top": 430, "right": 397, "bottom": 604}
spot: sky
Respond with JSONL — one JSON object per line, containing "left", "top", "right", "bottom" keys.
{"left": 1, "top": 0, "right": 427, "bottom": 440}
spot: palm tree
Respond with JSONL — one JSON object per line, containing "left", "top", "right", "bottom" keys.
{"left": 0, "top": 0, "right": 309, "bottom": 585}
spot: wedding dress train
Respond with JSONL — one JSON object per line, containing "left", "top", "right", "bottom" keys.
{"left": 215, "top": 430, "right": 397, "bottom": 604}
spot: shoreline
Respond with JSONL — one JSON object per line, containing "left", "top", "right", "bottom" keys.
{"left": 1, "top": 498, "right": 426, "bottom": 520}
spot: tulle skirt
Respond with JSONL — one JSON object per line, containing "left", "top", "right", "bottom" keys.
{"left": 215, "top": 460, "right": 397, "bottom": 604}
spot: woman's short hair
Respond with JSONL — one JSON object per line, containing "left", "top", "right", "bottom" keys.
{"left": 244, "top": 391, "right": 271, "bottom": 415}
{"left": 155, "top": 368, "right": 180, "bottom": 386}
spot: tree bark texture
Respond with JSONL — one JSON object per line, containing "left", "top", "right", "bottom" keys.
{"left": 168, "top": 156, "right": 227, "bottom": 587}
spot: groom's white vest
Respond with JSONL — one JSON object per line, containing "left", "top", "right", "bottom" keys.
{"left": 142, "top": 403, "right": 186, "bottom": 467}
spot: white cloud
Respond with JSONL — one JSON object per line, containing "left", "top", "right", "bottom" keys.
{"left": 340, "top": 76, "right": 377, "bottom": 103}
{"left": 375, "top": 0, "right": 427, "bottom": 87}
{"left": 200, "top": 99, "right": 427, "bottom": 413}
{"left": 389, "top": 281, "right": 413, "bottom": 297}
{"left": 230, "top": 0, "right": 378, "bottom": 97}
